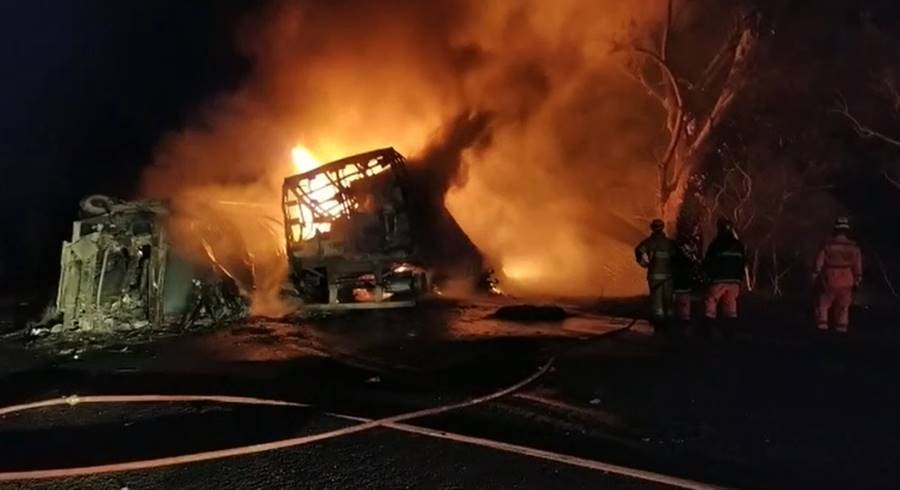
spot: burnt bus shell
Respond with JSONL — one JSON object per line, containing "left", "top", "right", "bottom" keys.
{"left": 281, "top": 148, "right": 428, "bottom": 307}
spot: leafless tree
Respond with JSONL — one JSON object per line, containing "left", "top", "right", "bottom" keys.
{"left": 834, "top": 70, "right": 900, "bottom": 297}
{"left": 834, "top": 96, "right": 900, "bottom": 191}
{"left": 699, "top": 141, "right": 836, "bottom": 295}
{"left": 833, "top": 96, "right": 900, "bottom": 150}
{"left": 619, "top": 0, "right": 761, "bottom": 227}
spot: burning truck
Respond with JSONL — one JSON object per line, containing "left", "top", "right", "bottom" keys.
{"left": 40, "top": 148, "right": 485, "bottom": 336}
{"left": 283, "top": 148, "right": 430, "bottom": 308}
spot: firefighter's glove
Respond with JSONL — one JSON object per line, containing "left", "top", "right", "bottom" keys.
{"left": 637, "top": 254, "right": 650, "bottom": 268}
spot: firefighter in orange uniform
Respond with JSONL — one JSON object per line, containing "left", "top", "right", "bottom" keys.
{"left": 813, "top": 217, "right": 862, "bottom": 333}
{"left": 702, "top": 218, "right": 746, "bottom": 337}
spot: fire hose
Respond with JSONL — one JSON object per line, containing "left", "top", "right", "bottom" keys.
{"left": 0, "top": 321, "right": 727, "bottom": 489}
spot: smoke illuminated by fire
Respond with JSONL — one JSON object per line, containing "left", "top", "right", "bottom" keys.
{"left": 142, "top": 0, "right": 669, "bottom": 309}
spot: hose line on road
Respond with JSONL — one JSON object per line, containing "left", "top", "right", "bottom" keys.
{"left": 0, "top": 394, "right": 311, "bottom": 418}
{"left": 331, "top": 412, "right": 726, "bottom": 490}
{"left": 0, "top": 319, "right": 727, "bottom": 489}
{"left": 0, "top": 353, "right": 557, "bottom": 482}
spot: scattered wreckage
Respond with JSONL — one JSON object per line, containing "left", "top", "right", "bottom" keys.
{"left": 34, "top": 147, "right": 490, "bottom": 342}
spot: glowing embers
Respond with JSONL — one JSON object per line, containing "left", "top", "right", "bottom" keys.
{"left": 283, "top": 149, "right": 394, "bottom": 243}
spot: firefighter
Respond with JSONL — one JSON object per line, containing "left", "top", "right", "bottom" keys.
{"left": 702, "top": 218, "right": 746, "bottom": 337}
{"left": 635, "top": 218, "right": 676, "bottom": 330}
{"left": 673, "top": 222, "right": 704, "bottom": 331}
{"left": 813, "top": 217, "right": 862, "bottom": 333}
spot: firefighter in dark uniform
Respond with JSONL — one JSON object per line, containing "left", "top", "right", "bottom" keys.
{"left": 672, "top": 222, "right": 703, "bottom": 333}
{"left": 702, "top": 218, "right": 747, "bottom": 337}
{"left": 635, "top": 219, "right": 676, "bottom": 331}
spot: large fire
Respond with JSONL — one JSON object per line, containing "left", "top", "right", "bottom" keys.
{"left": 290, "top": 146, "right": 319, "bottom": 174}
{"left": 285, "top": 144, "right": 393, "bottom": 242}
{"left": 143, "top": 0, "right": 667, "bottom": 309}
{"left": 288, "top": 145, "right": 332, "bottom": 239}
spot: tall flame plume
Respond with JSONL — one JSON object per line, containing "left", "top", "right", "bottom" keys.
{"left": 143, "top": 0, "right": 671, "bottom": 309}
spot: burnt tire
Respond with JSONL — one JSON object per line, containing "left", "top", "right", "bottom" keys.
{"left": 80, "top": 194, "right": 115, "bottom": 216}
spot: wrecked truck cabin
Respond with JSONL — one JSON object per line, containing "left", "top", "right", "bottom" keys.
{"left": 55, "top": 197, "right": 169, "bottom": 332}
{"left": 46, "top": 196, "right": 246, "bottom": 336}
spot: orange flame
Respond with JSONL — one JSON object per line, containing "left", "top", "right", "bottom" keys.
{"left": 289, "top": 145, "right": 333, "bottom": 239}
{"left": 290, "top": 146, "right": 320, "bottom": 174}
{"left": 285, "top": 145, "right": 393, "bottom": 242}
{"left": 143, "top": 1, "right": 670, "bottom": 302}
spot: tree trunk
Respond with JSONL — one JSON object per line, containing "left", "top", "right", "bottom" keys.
{"left": 667, "top": 24, "right": 759, "bottom": 234}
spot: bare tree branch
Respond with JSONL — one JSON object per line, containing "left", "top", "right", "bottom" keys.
{"left": 877, "top": 71, "right": 900, "bottom": 112}
{"left": 689, "top": 27, "right": 757, "bottom": 155}
{"left": 661, "top": 0, "right": 673, "bottom": 62}
{"left": 633, "top": 46, "right": 684, "bottom": 190}
{"left": 833, "top": 96, "right": 900, "bottom": 148}
{"left": 619, "top": 64, "right": 667, "bottom": 105}
{"left": 875, "top": 252, "right": 900, "bottom": 299}
{"left": 882, "top": 169, "right": 900, "bottom": 190}
{"left": 696, "top": 29, "right": 742, "bottom": 92}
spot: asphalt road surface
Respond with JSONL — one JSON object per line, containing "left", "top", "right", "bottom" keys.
{"left": 1, "top": 297, "right": 899, "bottom": 489}
{"left": 0, "top": 403, "right": 669, "bottom": 490}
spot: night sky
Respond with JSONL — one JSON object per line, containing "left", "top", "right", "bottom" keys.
{"left": 0, "top": 1, "right": 256, "bottom": 293}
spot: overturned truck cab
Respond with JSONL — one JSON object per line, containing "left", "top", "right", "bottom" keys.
{"left": 282, "top": 148, "right": 430, "bottom": 309}
{"left": 55, "top": 198, "right": 171, "bottom": 331}
{"left": 49, "top": 196, "right": 246, "bottom": 336}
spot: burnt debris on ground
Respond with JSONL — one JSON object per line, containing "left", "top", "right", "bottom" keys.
{"left": 491, "top": 304, "right": 571, "bottom": 323}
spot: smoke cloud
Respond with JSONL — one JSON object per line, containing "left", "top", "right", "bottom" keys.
{"left": 142, "top": 0, "right": 667, "bottom": 303}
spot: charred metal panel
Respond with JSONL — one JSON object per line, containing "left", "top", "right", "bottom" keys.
{"left": 56, "top": 198, "right": 170, "bottom": 331}
{"left": 45, "top": 196, "right": 246, "bottom": 337}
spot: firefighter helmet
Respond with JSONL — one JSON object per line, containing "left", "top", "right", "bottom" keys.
{"left": 834, "top": 216, "right": 851, "bottom": 231}
{"left": 716, "top": 217, "right": 734, "bottom": 233}
{"left": 650, "top": 219, "right": 665, "bottom": 232}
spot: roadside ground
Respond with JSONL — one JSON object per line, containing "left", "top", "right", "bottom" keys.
{"left": 0, "top": 296, "right": 898, "bottom": 488}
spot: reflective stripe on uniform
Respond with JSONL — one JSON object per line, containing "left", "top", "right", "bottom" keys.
{"left": 653, "top": 251, "right": 671, "bottom": 258}
{"left": 716, "top": 251, "right": 744, "bottom": 257}
{"left": 650, "top": 273, "right": 672, "bottom": 280}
